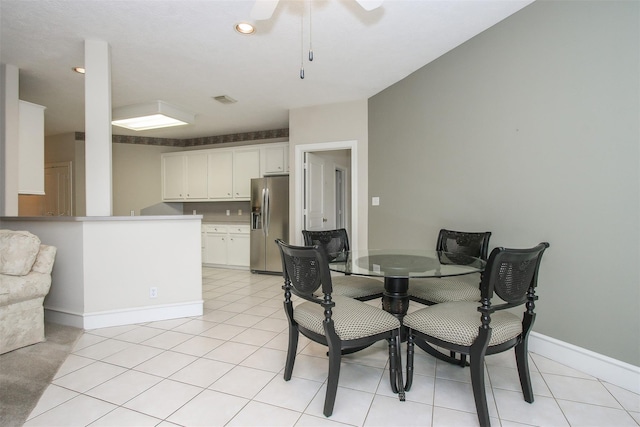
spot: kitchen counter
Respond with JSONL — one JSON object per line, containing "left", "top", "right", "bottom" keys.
{"left": 0, "top": 215, "right": 203, "bottom": 329}
{"left": 1, "top": 215, "right": 202, "bottom": 222}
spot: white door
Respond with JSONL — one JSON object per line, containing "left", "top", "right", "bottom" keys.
{"left": 304, "top": 152, "right": 336, "bottom": 231}
{"left": 44, "top": 162, "right": 72, "bottom": 216}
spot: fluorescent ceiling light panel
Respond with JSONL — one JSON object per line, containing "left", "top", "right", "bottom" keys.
{"left": 112, "top": 101, "right": 194, "bottom": 131}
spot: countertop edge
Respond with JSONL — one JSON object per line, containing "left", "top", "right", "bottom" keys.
{"left": 0, "top": 215, "right": 203, "bottom": 222}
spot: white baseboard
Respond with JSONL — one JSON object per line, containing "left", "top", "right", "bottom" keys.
{"left": 45, "top": 300, "right": 204, "bottom": 330}
{"left": 529, "top": 332, "right": 640, "bottom": 394}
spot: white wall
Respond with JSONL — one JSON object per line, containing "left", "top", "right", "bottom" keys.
{"left": 289, "top": 100, "right": 369, "bottom": 249}
{"left": 368, "top": 1, "right": 639, "bottom": 366}
{"left": 0, "top": 216, "right": 203, "bottom": 329}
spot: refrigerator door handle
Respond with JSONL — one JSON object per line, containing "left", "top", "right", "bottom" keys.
{"left": 261, "top": 187, "right": 267, "bottom": 234}
{"left": 265, "top": 187, "right": 271, "bottom": 236}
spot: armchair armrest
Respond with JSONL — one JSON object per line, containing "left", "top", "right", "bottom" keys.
{"left": 32, "top": 245, "right": 57, "bottom": 274}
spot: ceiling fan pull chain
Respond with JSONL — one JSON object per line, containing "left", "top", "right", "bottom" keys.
{"left": 308, "top": 0, "right": 314, "bottom": 61}
{"left": 300, "top": 3, "right": 305, "bottom": 79}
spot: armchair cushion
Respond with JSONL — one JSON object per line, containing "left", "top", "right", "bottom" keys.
{"left": 0, "top": 230, "right": 41, "bottom": 276}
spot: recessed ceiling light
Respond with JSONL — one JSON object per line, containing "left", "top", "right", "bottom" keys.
{"left": 235, "top": 22, "right": 255, "bottom": 35}
{"left": 72, "top": 67, "right": 85, "bottom": 74}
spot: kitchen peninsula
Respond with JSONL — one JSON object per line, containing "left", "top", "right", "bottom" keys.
{"left": 0, "top": 215, "right": 203, "bottom": 329}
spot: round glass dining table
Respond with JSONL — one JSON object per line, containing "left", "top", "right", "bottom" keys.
{"left": 328, "top": 249, "right": 486, "bottom": 321}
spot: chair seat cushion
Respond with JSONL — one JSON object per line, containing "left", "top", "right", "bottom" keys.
{"left": 331, "top": 275, "right": 383, "bottom": 299}
{"left": 294, "top": 295, "right": 400, "bottom": 341}
{"left": 409, "top": 274, "right": 481, "bottom": 303}
{"left": 403, "top": 301, "right": 522, "bottom": 347}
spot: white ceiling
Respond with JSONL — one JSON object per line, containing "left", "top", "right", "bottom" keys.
{"left": 1, "top": 0, "right": 533, "bottom": 139}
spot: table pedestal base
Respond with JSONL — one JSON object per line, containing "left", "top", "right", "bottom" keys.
{"left": 382, "top": 277, "right": 410, "bottom": 323}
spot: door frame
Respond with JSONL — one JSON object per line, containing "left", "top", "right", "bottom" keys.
{"left": 294, "top": 140, "right": 359, "bottom": 250}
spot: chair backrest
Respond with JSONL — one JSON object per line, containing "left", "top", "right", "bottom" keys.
{"left": 481, "top": 242, "right": 549, "bottom": 307}
{"left": 276, "top": 239, "right": 334, "bottom": 298}
{"left": 436, "top": 229, "right": 492, "bottom": 261}
{"left": 302, "top": 229, "right": 350, "bottom": 262}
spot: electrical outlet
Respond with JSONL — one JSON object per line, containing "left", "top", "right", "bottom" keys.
{"left": 226, "top": 209, "right": 230, "bottom": 216}
{"left": 238, "top": 209, "right": 242, "bottom": 216}
{"left": 149, "top": 287, "right": 158, "bottom": 298}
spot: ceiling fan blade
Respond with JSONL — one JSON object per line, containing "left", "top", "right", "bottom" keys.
{"left": 354, "top": 0, "right": 384, "bottom": 11}
{"left": 251, "top": 0, "right": 280, "bottom": 20}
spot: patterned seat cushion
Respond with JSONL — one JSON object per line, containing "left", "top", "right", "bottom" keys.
{"left": 331, "top": 275, "right": 383, "bottom": 298}
{"left": 409, "top": 274, "right": 481, "bottom": 303}
{"left": 403, "top": 301, "right": 522, "bottom": 347}
{"left": 294, "top": 295, "right": 400, "bottom": 340}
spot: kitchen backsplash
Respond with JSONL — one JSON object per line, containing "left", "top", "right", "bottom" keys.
{"left": 185, "top": 201, "right": 250, "bottom": 223}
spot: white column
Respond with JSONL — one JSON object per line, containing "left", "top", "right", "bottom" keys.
{"left": 0, "top": 64, "right": 20, "bottom": 216}
{"left": 84, "top": 39, "right": 112, "bottom": 216}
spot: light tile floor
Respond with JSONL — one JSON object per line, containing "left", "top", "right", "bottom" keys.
{"left": 26, "top": 267, "right": 640, "bottom": 426}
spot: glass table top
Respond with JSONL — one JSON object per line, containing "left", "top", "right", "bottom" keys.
{"left": 328, "top": 249, "right": 485, "bottom": 279}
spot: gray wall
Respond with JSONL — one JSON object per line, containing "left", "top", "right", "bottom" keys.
{"left": 368, "top": 1, "right": 639, "bottom": 366}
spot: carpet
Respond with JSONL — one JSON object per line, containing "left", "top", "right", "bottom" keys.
{"left": 0, "top": 322, "right": 83, "bottom": 427}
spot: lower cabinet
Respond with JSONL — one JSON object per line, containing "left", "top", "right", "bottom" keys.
{"left": 202, "top": 224, "right": 250, "bottom": 268}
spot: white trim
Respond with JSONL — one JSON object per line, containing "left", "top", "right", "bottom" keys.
{"left": 530, "top": 332, "right": 640, "bottom": 394}
{"left": 45, "top": 300, "right": 204, "bottom": 330}
{"left": 294, "top": 140, "right": 359, "bottom": 249}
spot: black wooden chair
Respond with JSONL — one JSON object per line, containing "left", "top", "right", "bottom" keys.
{"left": 275, "top": 239, "right": 404, "bottom": 417}
{"left": 302, "top": 229, "right": 384, "bottom": 301}
{"left": 404, "top": 242, "right": 550, "bottom": 427}
{"left": 409, "top": 229, "right": 492, "bottom": 305}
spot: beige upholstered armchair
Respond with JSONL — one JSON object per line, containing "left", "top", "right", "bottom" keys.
{"left": 0, "top": 230, "right": 57, "bottom": 354}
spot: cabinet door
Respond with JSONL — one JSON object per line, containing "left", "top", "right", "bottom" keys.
{"left": 233, "top": 149, "right": 260, "bottom": 199}
{"left": 263, "top": 145, "right": 286, "bottom": 175}
{"left": 185, "top": 152, "right": 208, "bottom": 199}
{"left": 205, "top": 233, "right": 227, "bottom": 265}
{"left": 227, "top": 233, "right": 250, "bottom": 267}
{"left": 162, "top": 155, "right": 185, "bottom": 200}
{"left": 208, "top": 151, "right": 233, "bottom": 199}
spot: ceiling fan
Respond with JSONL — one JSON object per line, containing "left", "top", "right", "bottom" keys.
{"left": 250, "top": 0, "right": 384, "bottom": 21}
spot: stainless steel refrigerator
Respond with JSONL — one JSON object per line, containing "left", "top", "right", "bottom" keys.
{"left": 250, "top": 175, "right": 289, "bottom": 274}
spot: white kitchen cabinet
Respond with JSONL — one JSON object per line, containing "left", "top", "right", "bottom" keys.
{"left": 203, "top": 224, "right": 228, "bottom": 265}
{"left": 261, "top": 144, "right": 289, "bottom": 175}
{"left": 227, "top": 225, "right": 250, "bottom": 267}
{"left": 232, "top": 148, "right": 260, "bottom": 199}
{"left": 185, "top": 152, "right": 208, "bottom": 199}
{"left": 162, "top": 142, "right": 286, "bottom": 202}
{"left": 162, "top": 155, "right": 185, "bottom": 200}
{"left": 202, "top": 224, "right": 250, "bottom": 268}
{"left": 161, "top": 152, "right": 208, "bottom": 200}
{"left": 19, "top": 100, "right": 46, "bottom": 195}
{"left": 207, "top": 151, "right": 233, "bottom": 199}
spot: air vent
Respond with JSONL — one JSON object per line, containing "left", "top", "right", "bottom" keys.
{"left": 213, "top": 95, "right": 237, "bottom": 104}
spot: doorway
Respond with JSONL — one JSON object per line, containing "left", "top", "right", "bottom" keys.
{"left": 294, "top": 140, "right": 359, "bottom": 250}
{"left": 303, "top": 151, "right": 350, "bottom": 233}
{"left": 44, "top": 162, "right": 73, "bottom": 216}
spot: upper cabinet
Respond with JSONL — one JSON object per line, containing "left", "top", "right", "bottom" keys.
{"left": 207, "top": 151, "right": 233, "bottom": 199}
{"left": 261, "top": 143, "right": 289, "bottom": 175}
{"left": 162, "top": 151, "right": 208, "bottom": 200}
{"left": 207, "top": 148, "right": 259, "bottom": 200}
{"left": 162, "top": 143, "right": 286, "bottom": 202}
{"left": 232, "top": 148, "right": 260, "bottom": 199}
{"left": 19, "top": 101, "right": 46, "bottom": 195}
